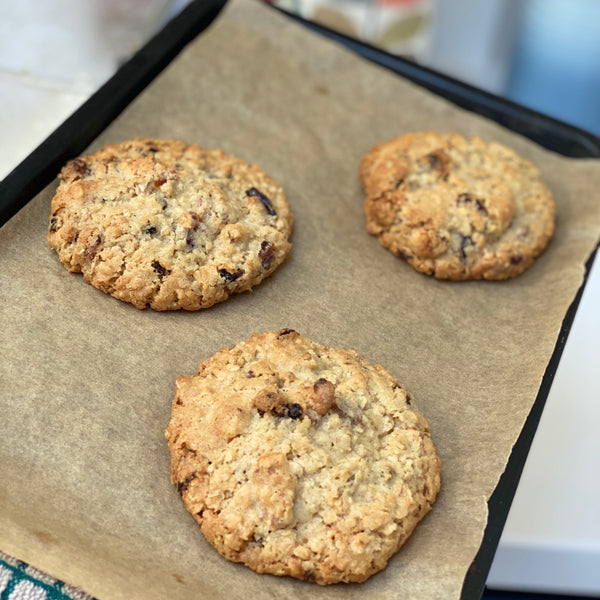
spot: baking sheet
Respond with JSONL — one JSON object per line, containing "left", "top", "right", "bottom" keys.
{"left": 1, "top": 1, "right": 600, "bottom": 598}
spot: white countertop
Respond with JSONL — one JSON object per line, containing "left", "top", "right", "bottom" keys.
{"left": 2, "top": 2, "right": 599, "bottom": 596}
{"left": 486, "top": 254, "right": 600, "bottom": 596}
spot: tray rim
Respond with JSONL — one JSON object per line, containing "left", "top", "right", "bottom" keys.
{"left": 1, "top": 1, "right": 598, "bottom": 599}
{"left": 274, "top": 6, "right": 600, "bottom": 160}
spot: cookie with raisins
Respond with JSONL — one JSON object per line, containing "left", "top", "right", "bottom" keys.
{"left": 47, "top": 138, "right": 293, "bottom": 310}
{"left": 165, "top": 329, "right": 441, "bottom": 584}
{"left": 361, "top": 131, "right": 555, "bottom": 280}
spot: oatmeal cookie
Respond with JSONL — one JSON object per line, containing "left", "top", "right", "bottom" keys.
{"left": 165, "top": 329, "right": 441, "bottom": 584}
{"left": 361, "top": 131, "right": 556, "bottom": 280}
{"left": 48, "top": 138, "right": 293, "bottom": 310}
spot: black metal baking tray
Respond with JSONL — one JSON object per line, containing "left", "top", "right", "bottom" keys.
{"left": 1, "top": 1, "right": 598, "bottom": 599}
{"left": 279, "top": 12, "right": 600, "bottom": 600}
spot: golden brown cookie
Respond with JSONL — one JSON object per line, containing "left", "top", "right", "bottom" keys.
{"left": 165, "top": 329, "right": 441, "bottom": 584}
{"left": 361, "top": 131, "right": 556, "bottom": 280}
{"left": 48, "top": 138, "right": 293, "bottom": 310}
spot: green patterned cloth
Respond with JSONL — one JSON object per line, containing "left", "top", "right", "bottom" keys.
{"left": 0, "top": 552, "right": 93, "bottom": 600}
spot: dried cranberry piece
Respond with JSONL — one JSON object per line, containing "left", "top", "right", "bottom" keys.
{"left": 185, "top": 212, "right": 202, "bottom": 251}
{"left": 188, "top": 211, "right": 202, "bottom": 226}
{"left": 475, "top": 199, "right": 488, "bottom": 215}
{"left": 142, "top": 224, "right": 157, "bottom": 235}
{"left": 457, "top": 193, "right": 488, "bottom": 216}
{"left": 460, "top": 235, "right": 472, "bottom": 261}
{"left": 185, "top": 230, "right": 195, "bottom": 251}
{"left": 219, "top": 268, "right": 243, "bottom": 282}
{"left": 177, "top": 471, "right": 196, "bottom": 495}
{"left": 286, "top": 403, "right": 303, "bottom": 419}
{"left": 423, "top": 150, "right": 449, "bottom": 176}
{"left": 258, "top": 240, "right": 275, "bottom": 270}
{"left": 69, "top": 158, "right": 91, "bottom": 179}
{"left": 246, "top": 187, "right": 276, "bottom": 216}
{"left": 83, "top": 235, "right": 103, "bottom": 260}
{"left": 427, "top": 153, "right": 442, "bottom": 169}
{"left": 152, "top": 260, "right": 170, "bottom": 280}
{"left": 510, "top": 255, "right": 523, "bottom": 265}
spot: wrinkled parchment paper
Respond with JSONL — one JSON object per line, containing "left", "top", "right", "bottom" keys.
{"left": 2, "top": 1, "right": 600, "bottom": 599}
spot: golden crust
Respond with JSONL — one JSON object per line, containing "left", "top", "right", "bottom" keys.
{"left": 48, "top": 138, "right": 293, "bottom": 310}
{"left": 165, "top": 329, "right": 441, "bottom": 584}
{"left": 361, "top": 132, "right": 556, "bottom": 280}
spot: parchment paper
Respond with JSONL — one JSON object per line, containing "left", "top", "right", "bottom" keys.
{"left": 1, "top": 1, "right": 600, "bottom": 599}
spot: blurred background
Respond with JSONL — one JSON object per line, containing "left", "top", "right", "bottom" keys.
{"left": 271, "top": 0, "right": 600, "bottom": 135}
{"left": 1, "top": 1, "right": 599, "bottom": 599}
{"left": 3, "top": 0, "right": 600, "bottom": 180}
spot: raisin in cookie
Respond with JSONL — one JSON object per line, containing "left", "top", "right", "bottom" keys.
{"left": 361, "top": 131, "right": 556, "bottom": 280}
{"left": 165, "top": 329, "right": 441, "bottom": 584}
{"left": 47, "top": 138, "right": 293, "bottom": 310}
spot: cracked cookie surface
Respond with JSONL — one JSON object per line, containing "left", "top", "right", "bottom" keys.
{"left": 361, "top": 131, "right": 556, "bottom": 280}
{"left": 47, "top": 138, "right": 293, "bottom": 310}
{"left": 165, "top": 329, "right": 441, "bottom": 584}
